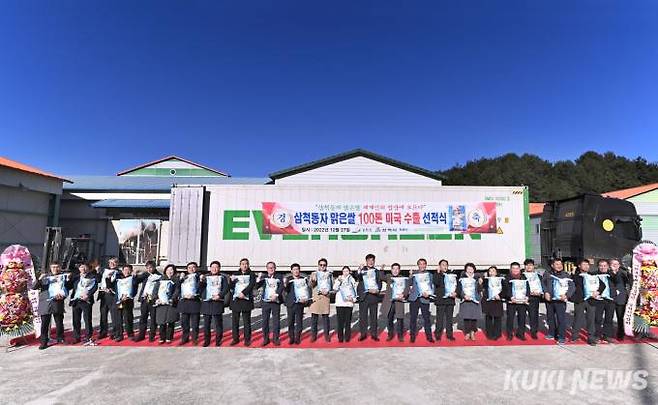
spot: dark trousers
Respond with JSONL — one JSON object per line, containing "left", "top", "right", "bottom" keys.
{"left": 336, "top": 306, "right": 353, "bottom": 342}
{"left": 138, "top": 300, "right": 157, "bottom": 340}
{"left": 358, "top": 300, "right": 379, "bottom": 338}
{"left": 287, "top": 304, "right": 304, "bottom": 343}
{"left": 506, "top": 303, "right": 527, "bottom": 337}
{"left": 99, "top": 293, "right": 118, "bottom": 336}
{"left": 409, "top": 300, "right": 432, "bottom": 338}
{"left": 261, "top": 302, "right": 281, "bottom": 342}
{"left": 115, "top": 300, "right": 134, "bottom": 338}
{"left": 231, "top": 310, "right": 252, "bottom": 343}
{"left": 463, "top": 319, "right": 478, "bottom": 334}
{"left": 72, "top": 301, "right": 93, "bottom": 340}
{"left": 203, "top": 314, "right": 223, "bottom": 344}
{"left": 181, "top": 312, "right": 200, "bottom": 342}
{"left": 527, "top": 296, "right": 540, "bottom": 334}
{"left": 595, "top": 299, "right": 615, "bottom": 339}
{"left": 615, "top": 304, "right": 626, "bottom": 339}
{"left": 572, "top": 300, "right": 598, "bottom": 341}
{"left": 387, "top": 307, "right": 404, "bottom": 338}
{"left": 40, "top": 313, "right": 64, "bottom": 344}
{"left": 159, "top": 322, "right": 175, "bottom": 341}
{"left": 435, "top": 304, "right": 455, "bottom": 338}
{"left": 311, "top": 313, "right": 330, "bottom": 340}
{"left": 546, "top": 301, "right": 567, "bottom": 339}
{"left": 485, "top": 315, "right": 502, "bottom": 339}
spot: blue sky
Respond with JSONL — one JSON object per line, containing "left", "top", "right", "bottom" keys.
{"left": 1, "top": 1, "right": 657, "bottom": 177}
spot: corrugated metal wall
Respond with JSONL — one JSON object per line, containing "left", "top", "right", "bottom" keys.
{"left": 168, "top": 186, "right": 205, "bottom": 265}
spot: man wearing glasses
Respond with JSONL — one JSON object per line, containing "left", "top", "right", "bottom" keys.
{"left": 309, "top": 258, "right": 333, "bottom": 342}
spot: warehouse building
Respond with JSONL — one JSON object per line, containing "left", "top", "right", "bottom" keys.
{"left": 0, "top": 157, "right": 68, "bottom": 259}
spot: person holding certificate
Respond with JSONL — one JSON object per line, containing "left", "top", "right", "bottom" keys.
{"left": 433, "top": 259, "right": 456, "bottom": 341}
{"left": 333, "top": 266, "right": 358, "bottom": 343}
{"left": 112, "top": 264, "right": 141, "bottom": 342}
{"left": 256, "top": 261, "right": 284, "bottom": 346}
{"left": 522, "top": 259, "right": 543, "bottom": 339}
{"left": 407, "top": 259, "right": 435, "bottom": 343}
{"left": 381, "top": 263, "right": 409, "bottom": 342}
{"left": 96, "top": 257, "right": 120, "bottom": 340}
{"left": 155, "top": 264, "right": 179, "bottom": 344}
{"left": 133, "top": 260, "right": 161, "bottom": 343}
{"left": 542, "top": 258, "right": 575, "bottom": 344}
{"left": 570, "top": 259, "right": 604, "bottom": 345}
{"left": 36, "top": 261, "right": 73, "bottom": 350}
{"left": 457, "top": 263, "right": 483, "bottom": 341}
{"left": 482, "top": 266, "right": 504, "bottom": 340}
{"left": 200, "top": 260, "right": 229, "bottom": 347}
{"left": 229, "top": 258, "right": 257, "bottom": 346}
{"left": 69, "top": 263, "right": 98, "bottom": 344}
{"left": 284, "top": 263, "right": 310, "bottom": 345}
{"left": 503, "top": 262, "right": 529, "bottom": 341}
{"left": 177, "top": 262, "right": 202, "bottom": 345}
{"left": 356, "top": 253, "right": 383, "bottom": 341}
{"left": 309, "top": 258, "right": 333, "bottom": 343}
{"left": 594, "top": 259, "right": 617, "bottom": 344}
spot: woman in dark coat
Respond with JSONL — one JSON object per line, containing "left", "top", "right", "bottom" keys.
{"left": 155, "top": 264, "right": 179, "bottom": 344}
{"left": 457, "top": 263, "right": 483, "bottom": 341}
{"left": 481, "top": 266, "right": 504, "bottom": 340}
{"left": 199, "top": 260, "right": 229, "bottom": 347}
{"left": 176, "top": 262, "right": 202, "bottom": 345}
{"left": 380, "top": 264, "right": 409, "bottom": 342}
{"left": 229, "top": 258, "right": 257, "bottom": 346}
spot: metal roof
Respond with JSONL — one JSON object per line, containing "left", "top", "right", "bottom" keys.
{"left": 116, "top": 155, "right": 229, "bottom": 177}
{"left": 91, "top": 199, "right": 171, "bottom": 209}
{"left": 63, "top": 176, "right": 270, "bottom": 191}
{"left": 0, "top": 156, "right": 71, "bottom": 182}
{"left": 268, "top": 148, "right": 445, "bottom": 182}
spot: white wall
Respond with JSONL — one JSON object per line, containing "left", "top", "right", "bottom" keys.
{"left": 275, "top": 156, "right": 442, "bottom": 186}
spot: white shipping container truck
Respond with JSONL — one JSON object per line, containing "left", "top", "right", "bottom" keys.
{"left": 168, "top": 184, "right": 531, "bottom": 271}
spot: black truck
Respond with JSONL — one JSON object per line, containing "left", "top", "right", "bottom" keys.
{"left": 540, "top": 193, "right": 642, "bottom": 272}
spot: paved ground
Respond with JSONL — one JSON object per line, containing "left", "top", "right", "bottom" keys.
{"left": 2, "top": 304, "right": 657, "bottom": 404}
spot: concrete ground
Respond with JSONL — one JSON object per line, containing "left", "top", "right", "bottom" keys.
{"left": 1, "top": 304, "right": 657, "bottom": 404}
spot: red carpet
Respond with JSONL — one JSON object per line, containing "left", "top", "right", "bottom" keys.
{"left": 13, "top": 328, "right": 658, "bottom": 349}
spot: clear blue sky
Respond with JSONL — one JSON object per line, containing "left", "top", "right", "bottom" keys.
{"left": 1, "top": 1, "right": 657, "bottom": 177}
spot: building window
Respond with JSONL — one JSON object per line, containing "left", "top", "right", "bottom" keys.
{"left": 118, "top": 219, "right": 161, "bottom": 264}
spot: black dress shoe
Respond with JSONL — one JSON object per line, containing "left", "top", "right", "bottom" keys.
{"left": 115, "top": 337, "right": 123, "bottom": 342}
{"left": 98, "top": 333, "right": 107, "bottom": 340}
{"left": 386, "top": 334, "right": 394, "bottom": 341}
{"left": 148, "top": 336, "right": 156, "bottom": 342}
{"left": 192, "top": 338, "right": 198, "bottom": 346}
{"left": 132, "top": 336, "right": 144, "bottom": 342}
{"left": 39, "top": 343, "right": 48, "bottom": 350}
{"left": 358, "top": 335, "right": 367, "bottom": 341}
{"left": 506, "top": 335, "right": 513, "bottom": 341}
{"left": 398, "top": 336, "right": 404, "bottom": 342}
{"left": 410, "top": 335, "right": 416, "bottom": 343}
{"left": 530, "top": 332, "right": 538, "bottom": 340}
{"left": 273, "top": 340, "right": 280, "bottom": 346}
{"left": 310, "top": 336, "right": 317, "bottom": 343}
{"left": 230, "top": 340, "right": 239, "bottom": 346}
{"left": 262, "top": 340, "right": 270, "bottom": 347}
{"left": 56, "top": 338, "right": 65, "bottom": 344}
{"left": 324, "top": 336, "right": 331, "bottom": 343}
{"left": 216, "top": 340, "right": 222, "bottom": 346}
{"left": 517, "top": 335, "right": 526, "bottom": 341}
{"left": 371, "top": 336, "right": 379, "bottom": 342}
{"left": 203, "top": 340, "right": 210, "bottom": 347}
{"left": 244, "top": 340, "right": 251, "bottom": 347}
{"left": 179, "top": 339, "right": 189, "bottom": 346}
{"left": 427, "top": 337, "right": 435, "bottom": 343}
{"left": 447, "top": 336, "right": 455, "bottom": 341}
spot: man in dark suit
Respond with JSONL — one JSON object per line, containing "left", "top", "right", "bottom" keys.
{"left": 69, "top": 262, "right": 98, "bottom": 344}
{"left": 256, "top": 261, "right": 285, "bottom": 346}
{"left": 229, "top": 258, "right": 256, "bottom": 346}
{"left": 133, "top": 260, "right": 161, "bottom": 342}
{"left": 356, "top": 253, "right": 383, "bottom": 341}
{"left": 36, "top": 261, "right": 73, "bottom": 350}
{"left": 284, "top": 263, "right": 310, "bottom": 345}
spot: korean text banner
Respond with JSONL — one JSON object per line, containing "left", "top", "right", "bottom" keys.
{"left": 261, "top": 202, "right": 497, "bottom": 235}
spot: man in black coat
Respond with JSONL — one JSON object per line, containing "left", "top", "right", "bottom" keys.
{"left": 504, "top": 262, "right": 529, "bottom": 340}
{"left": 200, "top": 260, "right": 229, "bottom": 346}
{"left": 610, "top": 258, "right": 630, "bottom": 341}
{"left": 229, "top": 258, "right": 257, "bottom": 346}
{"left": 69, "top": 262, "right": 98, "bottom": 344}
{"left": 133, "top": 260, "right": 161, "bottom": 342}
{"left": 570, "top": 258, "right": 605, "bottom": 345}
{"left": 256, "top": 261, "right": 284, "bottom": 346}
{"left": 96, "top": 257, "right": 120, "bottom": 339}
{"left": 36, "top": 262, "right": 73, "bottom": 350}
{"left": 284, "top": 263, "right": 310, "bottom": 345}
{"left": 177, "top": 262, "right": 202, "bottom": 345}
{"left": 433, "top": 259, "right": 456, "bottom": 341}
{"left": 594, "top": 259, "right": 617, "bottom": 344}
{"left": 356, "top": 253, "right": 383, "bottom": 341}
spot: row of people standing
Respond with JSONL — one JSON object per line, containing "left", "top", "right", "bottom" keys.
{"left": 35, "top": 254, "right": 629, "bottom": 349}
